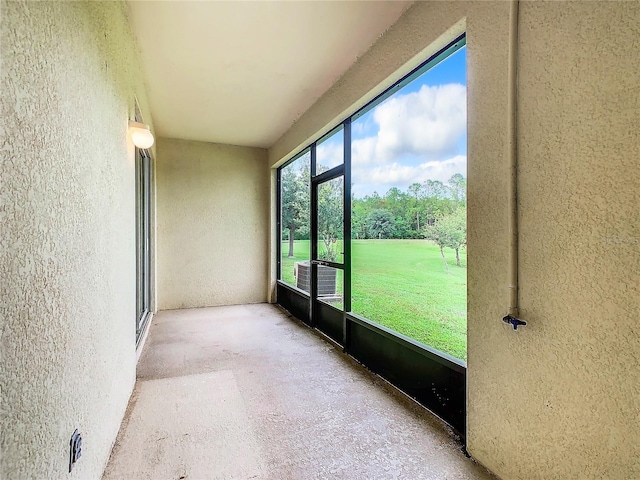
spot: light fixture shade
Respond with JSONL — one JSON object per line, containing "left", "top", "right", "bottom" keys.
{"left": 129, "top": 121, "right": 154, "bottom": 149}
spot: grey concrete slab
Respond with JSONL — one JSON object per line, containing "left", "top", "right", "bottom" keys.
{"left": 104, "top": 304, "right": 494, "bottom": 480}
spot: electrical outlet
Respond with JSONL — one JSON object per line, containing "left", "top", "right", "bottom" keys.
{"left": 69, "top": 429, "right": 82, "bottom": 472}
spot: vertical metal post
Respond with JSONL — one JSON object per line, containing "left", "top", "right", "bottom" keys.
{"left": 310, "top": 143, "right": 318, "bottom": 327}
{"left": 343, "top": 119, "right": 352, "bottom": 349}
{"left": 276, "top": 168, "right": 282, "bottom": 282}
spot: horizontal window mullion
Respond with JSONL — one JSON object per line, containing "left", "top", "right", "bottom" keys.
{"left": 312, "top": 165, "right": 344, "bottom": 184}
{"left": 310, "top": 259, "right": 343, "bottom": 270}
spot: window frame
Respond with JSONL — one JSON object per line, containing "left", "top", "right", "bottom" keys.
{"left": 275, "top": 33, "right": 468, "bottom": 436}
{"left": 277, "top": 32, "right": 466, "bottom": 320}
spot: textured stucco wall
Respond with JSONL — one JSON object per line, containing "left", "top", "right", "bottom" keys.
{"left": 268, "top": 1, "right": 639, "bottom": 479}
{"left": 1, "top": 1, "right": 154, "bottom": 478}
{"left": 156, "top": 138, "right": 269, "bottom": 310}
{"left": 467, "top": 2, "right": 640, "bottom": 479}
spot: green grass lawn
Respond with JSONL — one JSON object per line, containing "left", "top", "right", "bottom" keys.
{"left": 280, "top": 239, "right": 467, "bottom": 361}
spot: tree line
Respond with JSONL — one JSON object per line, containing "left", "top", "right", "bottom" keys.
{"left": 281, "top": 163, "right": 466, "bottom": 268}
{"left": 351, "top": 174, "right": 466, "bottom": 240}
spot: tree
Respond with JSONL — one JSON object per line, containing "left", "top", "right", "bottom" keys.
{"left": 408, "top": 182, "right": 425, "bottom": 232}
{"left": 382, "top": 187, "right": 412, "bottom": 238}
{"left": 351, "top": 201, "right": 368, "bottom": 239}
{"left": 317, "top": 177, "right": 343, "bottom": 261}
{"left": 281, "top": 163, "right": 309, "bottom": 257}
{"left": 422, "top": 179, "right": 450, "bottom": 226}
{"left": 423, "top": 207, "right": 467, "bottom": 272}
{"left": 444, "top": 207, "right": 467, "bottom": 267}
{"left": 366, "top": 209, "right": 394, "bottom": 239}
{"left": 448, "top": 173, "right": 467, "bottom": 205}
{"left": 350, "top": 175, "right": 467, "bottom": 241}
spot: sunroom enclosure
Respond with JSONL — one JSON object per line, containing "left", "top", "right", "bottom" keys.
{"left": 277, "top": 35, "right": 468, "bottom": 435}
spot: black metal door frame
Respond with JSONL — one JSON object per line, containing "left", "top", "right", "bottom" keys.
{"left": 276, "top": 34, "right": 468, "bottom": 439}
{"left": 309, "top": 139, "right": 345, "bottom": 332}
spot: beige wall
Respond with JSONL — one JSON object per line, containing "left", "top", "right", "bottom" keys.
{"left": 269, "top": 1, "right": 640, "bottom": 479}
{"left": 471, "top": 2, "right": 639, "bottom": 478}
{"left": 1, "top": 1, "right": 154, "bottom": 478}
{"left": 156, "top": 138, "right": 269, "bottom": 310}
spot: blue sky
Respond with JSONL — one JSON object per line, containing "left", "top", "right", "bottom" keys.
{"left": 317, "top": 46, "right": 467, "bottom": 198}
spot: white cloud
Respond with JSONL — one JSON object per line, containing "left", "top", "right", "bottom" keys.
{"left": 316, "top": 137, "right": 343, "bottom": 169}
{"left": 352, "top": 84, "right": 466, "bottom": 167}
{"left": 352, "top": 137, "right": 377, "bottom": 167}
{"left": 352, "top": 117, "right": 372, "bottom": 136}
{"left": 349, "top": 82, "right": 467, "bottom": 197}
{"left": 353, "top": 155, "right": 467, "bottom": 197}
{"left": 374, "top": 83, "right": 466, "bottom": 161}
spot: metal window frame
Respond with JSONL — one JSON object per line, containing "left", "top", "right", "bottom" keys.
{"left": 276, "top": 148, "right": 312, "bottom": 288}
{"left": 275, "top": 34, "right": 468, "bottom": 438}
{"left": 135, "top": 147, "right": 153, "bottom": 347}
{"left": 276, "top": 33, "right": 466, "bottom": 171}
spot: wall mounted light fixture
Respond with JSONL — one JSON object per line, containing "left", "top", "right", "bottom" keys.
{"left": 129, "top": 121, "right": 154, "bottom": 149}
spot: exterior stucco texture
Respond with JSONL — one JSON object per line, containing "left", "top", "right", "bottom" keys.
{"left": 156, "top": 138, "right": 269, "bottom": 310}
{"left": 269, "top": 1, "right": 640, "bottom": 479}
{"left": 1, "top": 2, "right": 154, "bottom": 478}
{"left": 469, "top": 2, "right": 639, "bottom": 478}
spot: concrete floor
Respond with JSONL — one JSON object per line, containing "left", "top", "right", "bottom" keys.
{"left": 103, "top": 304, "right": 494, "bottom": 480}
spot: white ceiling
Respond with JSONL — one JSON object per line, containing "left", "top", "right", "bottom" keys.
{"left": 127, "top": 1, "right": 412, "bottom": 148}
